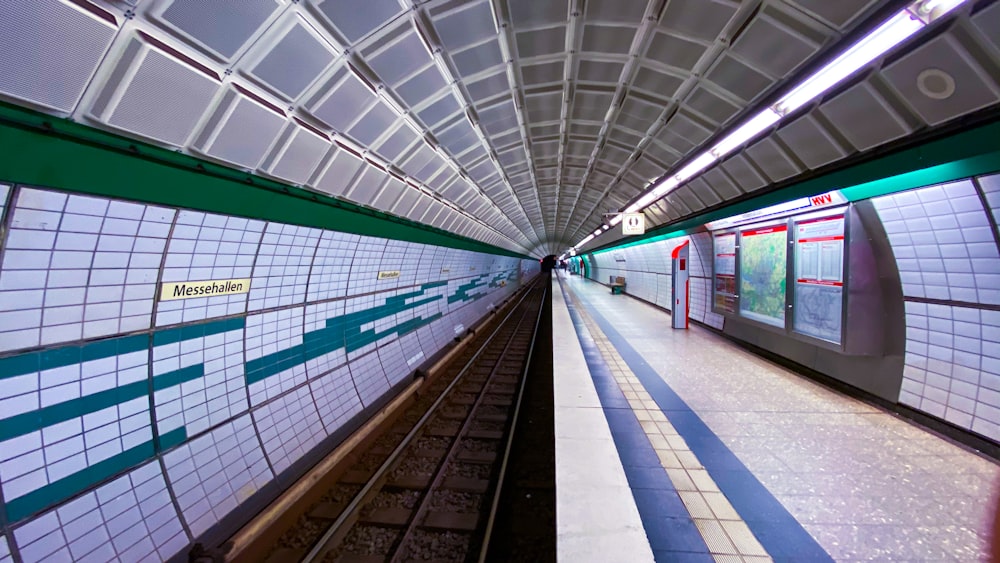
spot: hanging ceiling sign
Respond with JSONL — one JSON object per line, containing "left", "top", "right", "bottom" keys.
{"left": 622, "top": 213, "right": 645, "bottom": 235}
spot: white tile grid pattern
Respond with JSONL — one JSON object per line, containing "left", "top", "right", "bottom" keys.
{"left": 0, "top": 349, "right": 151, "bottom": 506}
{"left": 0, "top": 534, "right": 9, "bottom": 563}
{"left": 156, "top": 211, "right": 264, "bottom": 326}
{"left": 979, "top": 173, "right": 1000, "bottom": 228}
{"left": 873, "top": 179, "right": 1000, "bottom": 441}
{"left": 247, "top": 222, "right": 321, "bottom": 311}
{"left": 899, "top": 302, "right": 1000, "bottom": 441}
{"left": 162, "top": 415, "right": 272, "bottom": 538}
{"left": 396, "top": 331, "right": 426, "bottom": 375}
{"left": 346, "top": 237, "right": 388, "bottom": 295}
{"left": 152, "top": 328, "right": 248, "bottom": 440}
{"left": 690, "top": 232, "right": 726, "bottom": 328}
{"left": 377, "top": 339, "right": 410, "bottom": 386}
{"left": 306, "top": 230, "right": 359, "bottom": 302}
{"left": 416, "top": 245, "right": 445, "bottom": 282}
{"left": 12, "top": 460, "right": 187, "bottom": 563}
{"left": 0, "top": 184, "right": 10, "bottom": 227}
{"left": 417, "top": 316, "right": 451, "bottom": 354}
{"left": 343, "top": 293, "right": 378, "bottom": 360}
{"left": 873, "top": 180, "right": 1000, "bottom": 304}
{"left": 372, "top": 289, "right": 404, "bottom": 350}
{"left": 245, "top": 307, "right": 306, "bottom": 406}
{"left": 251, "top": 385, "right": 325, "bottom": 476}
{"left": 349, "top": 349, "right": 390, "bottom": 407}
{"left": 378, "top": 239, "right": 420, "bottom": 288}
{"left": 303, "top": 299, "right": 347, "bottom": 378}
{"left": 0, "top": 188, "right": 537, "bottom": 559}
{"left": 0, "top": 190, "right": 174, "bottom": 352}
{"left": 309, "top": 365, "right": 363, "bottom": 433}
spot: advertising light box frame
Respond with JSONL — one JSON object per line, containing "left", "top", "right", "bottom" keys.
{"left": 710, "top": 205, "right": 851, "bottom": 351}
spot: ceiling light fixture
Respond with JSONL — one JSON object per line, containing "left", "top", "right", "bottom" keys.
{"left": 575, "top": 0, "right": 969, "bottom": 252}
{"left": 604, "top": 0, "right": 965, "bottom": 227}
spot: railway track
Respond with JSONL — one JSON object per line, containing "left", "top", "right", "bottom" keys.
{"left": 261, "top": 279, "right": 547, "bottom": 563}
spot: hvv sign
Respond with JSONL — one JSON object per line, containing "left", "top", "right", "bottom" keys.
{"left": 705, "top": 190, "right": 846, "bottom": 231}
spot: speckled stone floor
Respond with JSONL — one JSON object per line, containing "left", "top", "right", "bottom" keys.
{"left": 561, "top": 272, "right": 999, "bottom": 562}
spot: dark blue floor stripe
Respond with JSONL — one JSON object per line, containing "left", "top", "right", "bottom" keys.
{"left": 570, "top": 283, "right": 834, "bottom": 563}
{"left": 561, "top": 285, "right": 712, "bottom": 562}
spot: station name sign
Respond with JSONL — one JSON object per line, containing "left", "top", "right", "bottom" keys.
{"left": 378, "top": 270, "right": 401, "bottom": 280}
{"left": 160, "top": 278, "right": 251, "bottom": 301}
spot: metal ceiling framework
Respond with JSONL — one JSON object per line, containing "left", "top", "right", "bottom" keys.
{"left": 1, "top": 0, "right": 998, "bottom": 258}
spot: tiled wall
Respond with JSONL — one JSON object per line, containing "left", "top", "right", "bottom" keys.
{"left": 584, "top": 232, "right": 725, "bottom": 329}
{"left": 872, "top": 175, "right": 1000, "bottom": 442}
{"left": 0, "top": 184, "right": 537, "bottom": 562}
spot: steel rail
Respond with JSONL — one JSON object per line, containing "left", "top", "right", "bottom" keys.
{"left": 299, "top": 278, "right": 541, "bottom": 563}
{"left": 476, "top": 279, "right": 548, "bottom": 562}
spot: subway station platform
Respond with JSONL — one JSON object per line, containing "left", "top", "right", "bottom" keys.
{"left": 552, "top": 270, "right": 999, "bottom": 562}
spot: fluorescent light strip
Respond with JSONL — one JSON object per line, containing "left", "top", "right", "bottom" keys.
{"left": 607, "top": 0, "right": 963, "bottom": 231}
{"left": 774, "top": 11, "right": 923, "bottom": 115}
{"left": 574, "top": 0, "right": 965, "bottom": 254}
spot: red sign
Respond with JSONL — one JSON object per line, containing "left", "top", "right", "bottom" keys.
{"left": 742, "top": 224, "right": 788, "bottom": 237}
{"left": 810, "top": 193, "right": 833, "bottom": 206}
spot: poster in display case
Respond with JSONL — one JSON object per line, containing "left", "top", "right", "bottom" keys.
{"left": 793, "top": 214, "right": 845, "bottom": 343}
{"left": 738, "top": 224, "right": 787, "bottom": 327}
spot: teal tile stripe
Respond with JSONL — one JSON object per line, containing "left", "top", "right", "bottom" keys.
{"left": 3, "top": 427, "right": 186, "bottom": 522}
{"left": 0, "top": 333, "right": 148, "bottom": 381}
{"left": 448, "top": 275, "right": 488, "bottom": 304}
{"left": 0, "top": 316, "right": 243, "bottom": 381}
{"left": 0, "top": 365, "right": 205, "bottom": 442}
{"left": 0, "top": 274, "right": 513, "bottom": 524}
{"left": 247, "top": 289, "right": 448, "bottom": 385}
{"left": 152, "top": 316, "right": 245, "bottom": 346}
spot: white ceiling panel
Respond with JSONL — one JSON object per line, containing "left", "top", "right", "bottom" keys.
{"left": 88, "top": 34, "right": 220, "bottom": 146}
{"left": 192, "top": 86, "right": 286, "bottom": 169}
{"left": 4, "top": 0, "right": 998, "bottom": 256}
{"left": 0, "top": 0, "right": 118, "bottom": 113}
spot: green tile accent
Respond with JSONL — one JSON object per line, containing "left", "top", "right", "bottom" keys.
{"left": 157, "top": 426, "right": 190, "bottom": 452}
{"left": 152, "top": 316, "right": 246, "bottom": 346}
{"left": 152, "top": 364, "right": 206, "bottom": 392}
{"left": 0, "top": 333, "right": 149, "bottom": 380}
{"left": 3, "top": 427, "right": 186, "bottom": 523}
{"left": 448, "top": 275, "right": 488, "bottom": 304}
{"left": 247, "top": 287, "right": 451, "bottom": 385}
{"left": 0, "top": 352, "right": 40, "bottom": 381}
{"left": 0, "top": 101, "right": 530, "bottom": 259}
{"left": 0, "top": 365, "right": 204, "bottom": 442}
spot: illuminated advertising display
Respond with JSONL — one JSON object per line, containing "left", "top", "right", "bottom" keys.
{"left": 739, "top": 224, "right": 787, "bottom": 327}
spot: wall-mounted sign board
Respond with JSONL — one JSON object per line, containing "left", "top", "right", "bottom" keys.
{"left": 378, "top": 270, "right": 401, "bottom": 280}
{"left": 160, "top": 278, "right": 251, "bottom": 301}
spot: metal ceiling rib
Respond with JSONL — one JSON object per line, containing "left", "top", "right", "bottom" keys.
{"left": 0, "top": 0, "right": 998, "bottom": 257}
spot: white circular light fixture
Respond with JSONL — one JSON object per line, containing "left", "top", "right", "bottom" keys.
{"left": 916, "top": 68, "right": 955, "bottom": 100}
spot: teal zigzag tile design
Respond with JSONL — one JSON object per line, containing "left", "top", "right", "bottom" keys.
{"left": 0, "top": 274, "right": 513, "bottom": 523}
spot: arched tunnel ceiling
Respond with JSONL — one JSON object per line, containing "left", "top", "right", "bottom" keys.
{"left": 1, "top": 0, "right": 999, "bottom": 257}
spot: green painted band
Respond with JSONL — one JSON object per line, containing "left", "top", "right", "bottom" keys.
{"left": 0, "top": 101, "right": 530, "bottom": 259}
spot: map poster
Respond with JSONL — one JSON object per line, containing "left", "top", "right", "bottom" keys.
{"left": 793, "top": 215, "right": 845, "bottom": 342}
{"left": 739, "top": 224, "right": 787, "bottom": 327}
{"left": 713, "top": 233, "right": 737, "bottom": 313}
